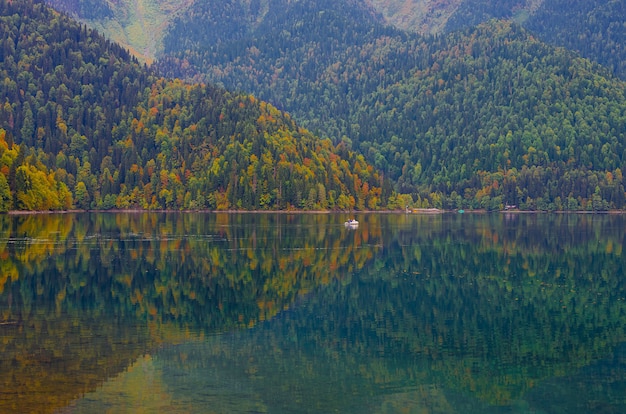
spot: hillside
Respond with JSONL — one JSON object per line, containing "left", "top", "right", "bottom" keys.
{"left": 27, "top": 0, "right": 626, "bottom": 210}
{"left": 523, "top": 0, "right": 626, "bottom": 80}
{"left": 368, "top": 0, "right": 626, "bottom": 80}
{"left": 0, "top": 0, "right": 384, "bottom": 212}
{"left": 365, "top": 0, "right": 462, "bottom": 34}
{"left": 44, "top": 0, "right": 194, "bottom": 62}
{"left": 44, "top": 0, "right": 626, "bottom": 81}
{"left": 154, "top": 0, "right": 626, "bottom": 210}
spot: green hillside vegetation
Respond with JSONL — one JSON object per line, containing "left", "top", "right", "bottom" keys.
{"left": 444, "top": 0, "right": 534, "bottom": 32}
{"left": 444, "top": 0, "right": 626, "bottom": 80}
{"left": 157, "top": 0, "right": 626, "bottom": 210}
{"left": 523, "top": 0, "right": 626, "bottom": 80}
{"left": 10, "top": 0, "right": 626, "bottom": 211}
{"left": 42, "top": 0, "right": 626, "bottom": 82}
{"left": 0, "top": 0, "right": 384, "bottom": 212}
{"left": 43, "top": 0, "right": 113, "bottom": 19}
{"left": 360, "top": 1, "right": 626, "bottom": 81}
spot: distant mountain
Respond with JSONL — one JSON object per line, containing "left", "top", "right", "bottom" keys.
{"left": 365, "top": 0, "right": 463, "bottom": 34}
{"left": 369, "top": 0, "right": 626, "bottom": 79}
{"left": 0, "top": 0, "right": 383, "bottom": 212}
{"left": 44, "top": 0, "right": 626, "bottom": 79}
{"left": 44, "top": 0, "right": 195, "bottom": 62}
{"left": 43, "top": 0, "right": 114, "bottom": 19}
{"left": 523, "top": 0, "right": 626, "bottom": 80}
{"left": 441, "top": 0, "right": 540, "bottom": 32}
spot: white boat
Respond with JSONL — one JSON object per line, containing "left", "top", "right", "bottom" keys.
{"left": 344, "top": 219, "right": 359, "bottom": 227}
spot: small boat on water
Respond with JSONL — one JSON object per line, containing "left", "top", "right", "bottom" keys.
{"left": 344, "top": 219, "right": 359, "bottom": 227}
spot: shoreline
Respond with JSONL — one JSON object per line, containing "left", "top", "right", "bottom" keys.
{"left": 6, "top": 208, "right": 626, "bottom": 215}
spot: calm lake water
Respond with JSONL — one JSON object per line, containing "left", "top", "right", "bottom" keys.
{"left": 1, "top": 212, "right": 626, "bottom": 413}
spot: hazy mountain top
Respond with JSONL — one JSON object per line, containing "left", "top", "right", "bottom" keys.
{"left": 364, "top": 0, "right": 550, "bottom": 34}
{"left": 45, "top": 0, "right": 194, "bottom": 62}
{"left": 45, "top": 0, "right": 625, "bottom": 80}
{"left": 366, "top": 0, "right": 626, "bottom": 79}
{"left": 365, "top": 0, "right": 462, "bottom": 34}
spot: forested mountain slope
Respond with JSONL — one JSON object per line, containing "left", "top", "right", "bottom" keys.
{"left": 156, "top": 0, "right": 626, "bottom": 210}
{"left": 44, "top": 0, "right": 194, "bottom": 61}
{"left": 365, "top": 0, "right": 626, "bottom": 80}
{"left": 43, "top": 0, "right": 626, "bottom": 81}
{"left": 523, "top": 0, "right": 626, "bottom": 80}
{"left": 0, "top": 0, "right": 383, "bottom": 212}
{"left": 441, "top": 0, "right": 626, "bottom": 80}
{"left": 367, "top": 0, "right": 625, "bottom": 80}
{"left": 27, "top": 0, "right": 626, "bottom": 210}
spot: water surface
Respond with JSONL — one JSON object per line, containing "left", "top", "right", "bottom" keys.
{"left": 1, "top": 213, "right": 625, "bottom": 413}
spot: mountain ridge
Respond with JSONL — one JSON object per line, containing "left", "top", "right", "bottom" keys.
{"left": 45, "top": 0, "right": 195, "bottom": 62}
{"left": 43, "top": 0, "right": 626, "bottom": 80}
{"left": 19, "top": 0, "right": 626, "bottom": 211}
{"left": 155, "top": 3, "right": 626, "bottom": 208}
{"left": 0, "top": 0, "right": 385, "bottom": 212}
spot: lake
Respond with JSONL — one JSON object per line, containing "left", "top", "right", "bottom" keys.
{"left": 1, "top": 212, "right": 625, "bottom": 413}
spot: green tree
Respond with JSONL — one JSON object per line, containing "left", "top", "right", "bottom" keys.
{"left": 0, "top": 172, "right": 11, "bottom": 212}
{"left": 20, "top": 102, "right": 35, "bottom": 146}
{"left": 74, "top": 181, "right": 90, "bottom": 210}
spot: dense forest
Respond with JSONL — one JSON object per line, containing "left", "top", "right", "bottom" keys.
{"left": 42, "top": 0, "right": 112, "bottom": 20}
{"left": 523, "top": 0, "right": 626, "bottom": 80}
{"left": 157, "top": 0, "right": 626, "bottom": 210}
{"left": 444, "top": 0, "right": 626, "bottom": 80}
{"left": 0, "top": 0, "right": 384, "bottom": 212}
{"left": 4, "top": 0, "right": 626, "bottom": 211}
{"left": 42, "top": 0, "right": 626, "bottom": 83}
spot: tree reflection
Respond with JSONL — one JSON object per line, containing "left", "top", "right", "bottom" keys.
{"left": 0, "top": 212, "right": 380, "bottom": 412}
{"left": 1, "top": 213, "right": 626, "bottom": 412}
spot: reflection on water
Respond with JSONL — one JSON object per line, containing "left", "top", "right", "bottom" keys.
{"left": 1, "top": 213, "right": 626, "bottom": 413}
